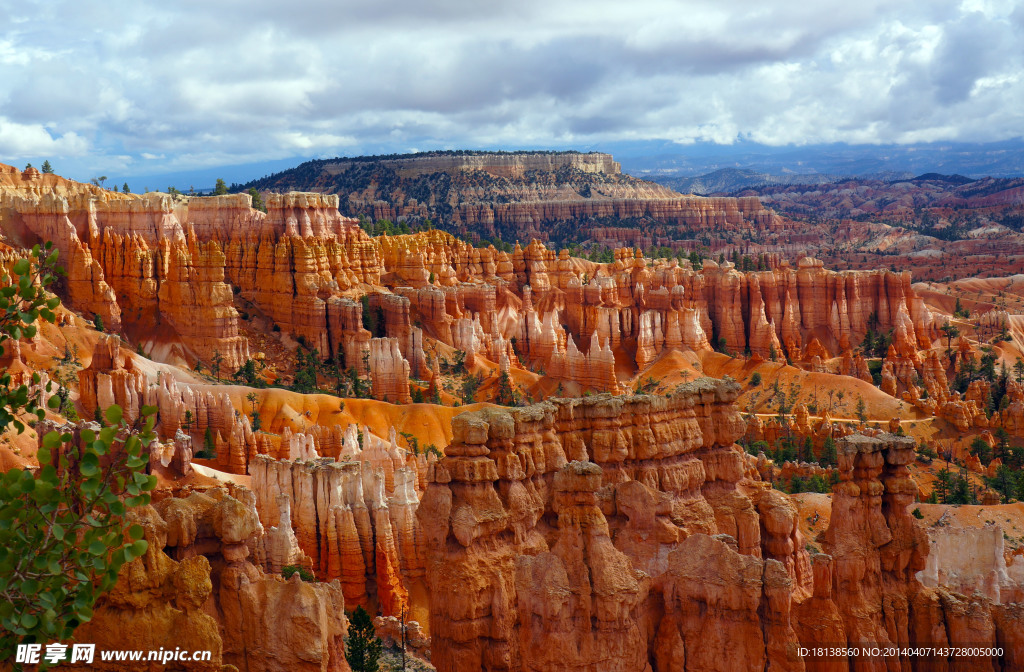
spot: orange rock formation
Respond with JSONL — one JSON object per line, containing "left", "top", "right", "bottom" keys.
{"left": 73, "top": 485, "right": 348, "bottom": 672}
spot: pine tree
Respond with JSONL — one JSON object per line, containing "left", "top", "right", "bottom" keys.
{"left": 820, "top": 436, "right": 837, "bottom": 467}
{"left": 211, "top": 349, "right": 224, "bottom": 380}
{"left": 200, "top": 426, "right": 216, "bottom": 459}
{"left": 345, "top": 606, "right": 382, "bottom": 671}
{"left": 495, "top": 371, "right": 518, "bottom": 406}
{"left": 41, "top": 160, "right": 53, "bottom": 174}
{"left": 247, "top": 187, "right": 266, "bottom": 212}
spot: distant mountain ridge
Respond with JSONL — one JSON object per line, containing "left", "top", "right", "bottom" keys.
{"left": 650, "top": 168, "right": 851, "bottom": 195}
{"left": 613, "top": 137, "right": 1024, "bottom": 179}
{"left": 649, "top": 168, "right": 988, "bottom": 196}
{"left": 724, "top": 173, "right": 1024, "bottom": 224}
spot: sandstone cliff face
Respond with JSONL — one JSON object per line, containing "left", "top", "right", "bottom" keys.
{"left": 417, "top": 399, "right": 1024, "bottom": 671}
{"left": 250, "top": 428, "right": 428, "bottom": 620}
{"left": 74, "top": 486, "right": 349, "bottom": 672}
{"left": 917, "top": 525, "right": 1024, "bottom": 605}
{"left": 1, "top": 165, "right": 943, "bottom": 404}
{"left": 78, "top": 336, "right": 258, "bottom": 474}
{"left": 245, "top": 152, "right": 783, "bottom": 241}
{"left": 817, "top": 434, "right": 1024, "bottom": 671}
{"left": 822, "top": 434, "right": 928, "bottom": 668}
{"left": 417, "top": 380, "right": 818, "bottom": 671}
{"left": 0, "top": 180, "right": 378, "bottom": 371}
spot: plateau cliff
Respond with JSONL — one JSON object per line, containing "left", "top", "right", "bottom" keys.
{"left": 238, "top": 150, "right": 782, "bottom": 243}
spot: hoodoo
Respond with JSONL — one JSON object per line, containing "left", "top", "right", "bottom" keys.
{"left": 3, "top": 160, "right": 1024, "bottom": 671}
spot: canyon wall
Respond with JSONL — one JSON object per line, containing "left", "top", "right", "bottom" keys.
{"left": 1, "top": 163, "right": 942, "bottom": 405}
{"left": 415, "top": 393, "right": 1023, "bottom": 671}
{"left": 417, "top": 380, "right": 817, "bottom": 671}
{"left": 250, "top": 447, "right": 428, "bottom": 619}
{"left": 65, "top": 478, "right": 349, "bottom": 672}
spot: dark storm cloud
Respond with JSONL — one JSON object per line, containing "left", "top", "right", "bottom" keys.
{"left": 930, "top": 11, "right": 1016, "bottom": 104}
{"left": 0, "top": 0, "right": 1021, "bottom": 178}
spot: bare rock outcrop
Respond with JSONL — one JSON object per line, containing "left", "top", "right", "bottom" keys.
{"left": 74, "top": 487, "right": 349, "bottom": 672}
{"left": 418, "top": 381, "right": 816, "bottom": 671}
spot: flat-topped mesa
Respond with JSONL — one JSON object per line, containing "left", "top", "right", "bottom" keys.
{"left": 418, "top": 380, "right": 819, "bottom": 671}
{"left": 254, "top": 152, "right": 784, "bottom": 240}
{"left": 324, "top": 151, "right": 622, "bottom": 180}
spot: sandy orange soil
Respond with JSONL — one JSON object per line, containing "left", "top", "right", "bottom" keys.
{"left": 792, "top": 493, "right": 1024, "bottom": 556}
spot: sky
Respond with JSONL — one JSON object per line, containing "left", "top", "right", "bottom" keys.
{"left": 1, "top": 0, "right": 1023, "bottom": 186}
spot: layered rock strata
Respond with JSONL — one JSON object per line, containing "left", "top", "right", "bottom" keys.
{"left": 418, "top": 398, "right": 1024, "bottom": 671}
{"left": 73, "top": 486, "right": 348, "bottom": 672}
{"left": 1, "top": 165, "right": 946, "bottom": 402}
{"left": 250, "top": 437, "right": 428, "bottom": 618}
{"left": 417, "top": 380, "right": 816, "bottom": 671}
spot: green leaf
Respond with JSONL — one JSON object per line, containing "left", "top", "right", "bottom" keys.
{"left": 88, "top": 540, "right": 106, "bottom": 556}
{"left": 12, "top": 258, "right": 30, "bottom": 276}
{"left": 104, "top": 405, "right": 123, "bottom": 426}
{"left": 52, "top": 524, "right": 64, "bottom": 540}
{"left": 129, "top": 540, "right": 148, "bottom": 558}
{"left": 128, "top": 524, "right": 144, "bottom": 541}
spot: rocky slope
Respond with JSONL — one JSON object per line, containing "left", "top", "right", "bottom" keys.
{"left": 238, "top": 151, "right": 782, "bottom": 243}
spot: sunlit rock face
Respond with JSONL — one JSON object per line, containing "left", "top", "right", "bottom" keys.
{"left": 71, "top": 486, "right": 348, "bottom": 672}
{"left": 418, "top": 380, "right": 819, "bottom": 672}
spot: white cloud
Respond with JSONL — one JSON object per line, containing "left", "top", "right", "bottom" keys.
{"left": 0, "top": 0, "right": 1020, "bottom": 179}
{"left": 0, "top": 118, "right": 88, "bottom": 157}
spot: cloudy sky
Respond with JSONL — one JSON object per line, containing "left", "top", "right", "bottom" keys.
{"left": 1, "top": 0, "right": 1022, "bottom": 184}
